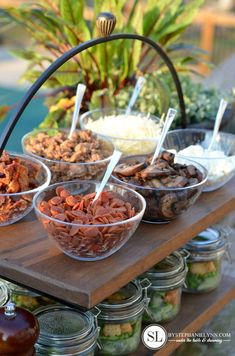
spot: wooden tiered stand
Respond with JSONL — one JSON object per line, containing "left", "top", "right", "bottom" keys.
{"left": 0, "top": 178, "right": 235, "bottom": 355}
{"left": 0, "top": 13, "right": 234, "bottom": 356}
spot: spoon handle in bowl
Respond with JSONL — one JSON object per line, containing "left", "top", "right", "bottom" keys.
{"left": 125, "top": 77, "right": 145, "bottom": 116}
{"left": 151, "top": 108, "right": 177, "bottom": 165}
{"left": 68, "top": 84, "right": 86, "bottom": 139}
{"left": 93, "top": 150, "right": 122, "bottom": 203}
{"left": 207, "top": 99, "right": 227, "bottom": 152}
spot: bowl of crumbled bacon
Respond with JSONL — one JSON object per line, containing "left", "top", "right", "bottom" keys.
{"left": 0, "top": 151, "right": 51, "bottom": 226}
{"left": 33, "top": 181, "right": 146, "bottom": 261}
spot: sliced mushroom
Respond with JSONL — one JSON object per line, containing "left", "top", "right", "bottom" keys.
{"left": 137, "top": 165, "right": 172, "bottom": 179}
{"left": 195, "top": 169, "right": 203, "bottom": 182}
{"left": 188, "top": 178, "right": 199, "bottom": 186}
{"left": 160, "top": 176, "right": 172, "bottom": 185}
{"left": 148, "top": 179, "right": 164, "bottom": 188}
{"left": 160, "top": 193, "right": 178, "bottom": 219}
{"left": 165, "top": 176, "right": 188, "bottom": 188}
{"left": 160, "top": 150, "right": 175, "bottom": 164}
{"left": 186, "top": 165, "right": 197, "bottom": 177}
{"left": 155, "top": 159, "right": 170, "bottom": 169}
{"left": 173, "top": 199, "right": 189, "bottom": 215}
{"left": 114, "top": 162, "right": 146, "bottom": 177}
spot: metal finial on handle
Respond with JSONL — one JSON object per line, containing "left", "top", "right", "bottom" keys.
{"left": 96, "top": 12, "right": 116, "bottom": 37}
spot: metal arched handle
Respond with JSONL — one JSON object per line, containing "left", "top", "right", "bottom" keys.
{"left": 0, "top": 33, "right": 186, "bottom": 154}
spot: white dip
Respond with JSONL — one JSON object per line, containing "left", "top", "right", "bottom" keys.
{"left": 174, "top": 144, "right": 235, "bottom": 190}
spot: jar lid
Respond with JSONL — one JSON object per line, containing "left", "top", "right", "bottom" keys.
{"left": 35, "top": 305, "right": 95, "bottom": 346}
{"left": 99, "top": 281, "right": 142, "bottom": 310}
{"left": 140, "top": 252, "right": 187, "bottom": 290}
{"left": 185, "top": 227, "right": 226, "bottom": 255}
{"left": 146, "top": 252, "right": 184, "bottom": 278}
{"left": 0, "top": 282, "right": 9, "bottom": 307}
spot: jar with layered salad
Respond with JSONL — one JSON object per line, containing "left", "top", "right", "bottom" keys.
{"left": 183, "top": 226, "right": 229, "bottom": 293}
{"left": 4, "top": 281, "right": 55, "bottom": 312}
{"left": 139, "top": 251, "right": 187, "bottom": 323}
{"left": 97, "top": 280, "right": 150, "bottom": 355}
{"left": 35, "top": 305, "right": 99, "bottom": 355}
{"left": 0, "top": 281, "right": 10, "bottom": 307}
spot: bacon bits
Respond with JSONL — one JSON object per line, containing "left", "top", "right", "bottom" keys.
{"left": 38, "top": 187, "right": 138, "bottom": 260}
{"left": 0, "top": 151, "right": 41, "bottom": 224}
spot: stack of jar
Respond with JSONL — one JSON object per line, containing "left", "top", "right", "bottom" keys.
{"left": 0, "top": 225, "right": 230, "bottom": 355}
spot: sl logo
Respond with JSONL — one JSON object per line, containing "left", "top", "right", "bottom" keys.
{"left": 142, "top": 324, "right": 168, "bottom": 350}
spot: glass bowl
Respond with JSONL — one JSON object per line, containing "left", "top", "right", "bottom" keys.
{"left": 163, "top": 129, "right": 235, "bottom": 192}
{"left": 33, "top": 180, "right": 146, "bottom": 261}
{"left": 80, "top": 108, "right": 163, "bottom": 156}
{"left": 22, "top": 129, "right": 114, "bottom": 184}
{"left": 112, "top": 155, "right": 207, "bottom": 224}
{"left": 0, "top": 152, "right": 51, "bottom": 226}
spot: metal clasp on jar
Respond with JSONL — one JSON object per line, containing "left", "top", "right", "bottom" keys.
{"left": 177, "top": 248, "right": 190, "bottom": 260}
{"left": 90, "top": 306, "right": 101, "bottom": 328}
{"left": 138, "top": 278, "right": 151, "bottom": 312}
{"left": 218, "top": 225, "right": 233, "bottom": 264}
{"left": 90, "top": 306, "right": 101, "bottom": 350}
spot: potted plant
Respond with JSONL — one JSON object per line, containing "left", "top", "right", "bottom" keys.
{"left": 0, "top": 0, "right": 205, "bottom": 127}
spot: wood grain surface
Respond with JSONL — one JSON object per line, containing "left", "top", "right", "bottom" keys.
{"left": 0, "top": 178, "right": 235, "bottom": 308}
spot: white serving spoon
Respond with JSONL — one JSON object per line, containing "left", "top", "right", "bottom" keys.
{"left": 93, "top": 150, "right": 122, "bottom": 203}
{"left": 125, "top": 76, "right": 146, "bottom": 115}
{"left": 207, "top": 98, "right": 228, "bottom": 152}
{"left": 151, "top": 108, "right": 177, "bottom": 165}
{"left": 68, "top": 83, "right": 86, "bottom": 139}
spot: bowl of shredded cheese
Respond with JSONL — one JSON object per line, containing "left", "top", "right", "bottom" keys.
{"left": 80, "top": 108, "right": 163, "bottom": 155}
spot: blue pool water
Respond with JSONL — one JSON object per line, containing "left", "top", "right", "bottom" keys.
{"left": 0, "top": 86, "right": 48, "bottom": 152}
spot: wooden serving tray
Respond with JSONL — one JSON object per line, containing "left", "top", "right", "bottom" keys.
{"left": 0, "top": 177, "right": 235, "bottom": 308}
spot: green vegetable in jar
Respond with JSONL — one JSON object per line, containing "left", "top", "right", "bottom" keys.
{"left": 11, "top": 294, "right": 54, "bottom": 312}
{"left": 98, "top": 316, "right": 142, "bottom": 355}
{"left": 143, "top": 288, "right": 181, "bottom": 323}
{"left": 185, "top": 260, "right": 221, "bottom": 292}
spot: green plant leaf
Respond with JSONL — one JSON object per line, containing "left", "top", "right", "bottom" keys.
{"left": 60, "top": 0, "right": 82, "bottom": 25}
{"left": 54, "top": 62, "right": 82, "bottom": 86}
{"left": 10, "top": 49, "right": 51, "bottom": 62}
{"left": 0, "top": 0, "right": 207, "bottom": 129}
{"left": 39, "top": 110, "right": 61, "bottom": 129}
{"left": 60, "top": 0, "right": 89, "bottom": 45}
{"left": 143, "top": 5, "right": 160, "bottom": 36}
{"left": 90, "top": 88, "right": 115, "bottom": 110}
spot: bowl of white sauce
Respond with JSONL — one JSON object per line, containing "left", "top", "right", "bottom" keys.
{"left": 163, "top": 129, "right": 235, "bottom": 192}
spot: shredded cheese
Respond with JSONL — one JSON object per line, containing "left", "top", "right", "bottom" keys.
{"left": 85, "top": 114, "right": 162, "bottom": 155}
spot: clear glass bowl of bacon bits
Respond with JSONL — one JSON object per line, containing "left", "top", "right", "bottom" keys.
{"left": 22, "top": 129, "right": 114, "bottom": 183}
{"left": 33, "top": 181, "right": 146, "bottom": 261}
{"left": 0, "top": 151, "right": 51, "bottom": 226}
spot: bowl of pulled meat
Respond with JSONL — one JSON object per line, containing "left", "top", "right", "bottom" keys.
{"left": 22, "top": 129, "right": 114, "bottom": 183}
